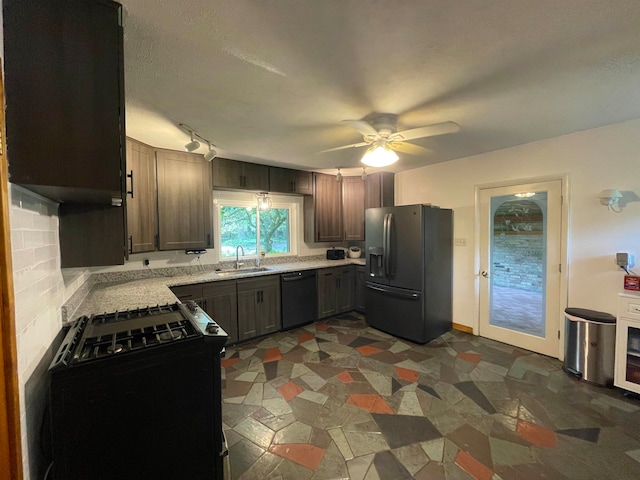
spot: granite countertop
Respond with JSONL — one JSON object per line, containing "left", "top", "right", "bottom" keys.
{"left": 65, "top": 258, "right": 365, "bottom": 323}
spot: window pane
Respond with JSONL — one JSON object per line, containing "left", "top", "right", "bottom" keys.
{"left": 220, "top": 206, "right": 257, "bottom": 257}
{"left": 259, "top": 208, "right": 290, "bottom": 254}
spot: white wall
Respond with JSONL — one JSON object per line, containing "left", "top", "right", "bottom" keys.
{"left": 396, "top": 119, "right": 640, "bottom": 332}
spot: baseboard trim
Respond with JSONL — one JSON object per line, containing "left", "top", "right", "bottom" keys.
{"left": 452, "top": 323, "right": 473, "bottom": 334}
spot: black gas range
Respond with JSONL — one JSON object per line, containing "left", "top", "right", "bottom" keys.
{"left": 49, "top": 302, "right": 228, "bottom": 480}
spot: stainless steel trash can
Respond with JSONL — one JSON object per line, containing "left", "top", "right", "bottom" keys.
{"left": 563, "top": 308, "right": 616, "bottom": 386}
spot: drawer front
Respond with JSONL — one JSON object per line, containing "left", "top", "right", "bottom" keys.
{"left": 620, "top": 294, "right": 640, "bottom": 321}
{"left": 170, "top": 283, "right": 203, "bottom": 300}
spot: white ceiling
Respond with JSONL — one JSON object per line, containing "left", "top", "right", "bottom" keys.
{"left": 121, "top": 0, "right": 640, "bottom": 175}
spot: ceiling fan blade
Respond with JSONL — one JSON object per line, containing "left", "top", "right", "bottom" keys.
{"left": 389, "top": 141, "right": 432, "bottom": 156}
{"left": 342, "top": 119, "right": 378, "bottom": 137}
{"left": 318, "top": 141, "right": 370, "bottom": 153}
{"left": 393, "top": 121, "right": 460, "bottom": 142}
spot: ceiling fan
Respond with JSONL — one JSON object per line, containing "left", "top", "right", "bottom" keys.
{"left": 321, "top": 114, "right": 459, "bottom": 167}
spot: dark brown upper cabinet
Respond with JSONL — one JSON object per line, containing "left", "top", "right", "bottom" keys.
{"left": 212, "top": 158, "right": 269, "bottom": 191}
{"left": 342, "top": 176, "right": 365, "bottom": 241}
{"left": 156, "top": 150, "right": 212, "bottom": 251}
{"left": 125, "top": 138, "right": 157, "bottom": 254}
{"left": 269, "top": 167, "right": 313, "bottom": 195}
{"left": 365, "top": 171, "right": 395, "bottom": 209}
{"left": 3, "top": 0, "right": 125, "bottom": 204}
{"left": 304, "top": 173, "right": 343, "bottom": 243}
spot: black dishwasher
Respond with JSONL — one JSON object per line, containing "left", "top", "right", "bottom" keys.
{"left": 281, "top": 270, "right": 317, "bottom": 329}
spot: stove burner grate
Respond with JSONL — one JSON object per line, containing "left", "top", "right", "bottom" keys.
{"left": 73, "top": 304, "right": 200, "bottom": 363}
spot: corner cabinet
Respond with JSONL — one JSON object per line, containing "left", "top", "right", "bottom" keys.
{"left": 237, "top": 276, "right": 281, "bottom": 341}
{"left": 212, "top": 158, "right": 269, "bottom": 191}
{"left": 156, "top": 150, "right": 212, "bottom": 250}
{"left": 126, "top": 138, "right": 157, "bottom": 254}
{"left": 304, "top": 173, "right": 343, "bottom": 243}
{"left": 269, "top": 167, "right": 313, "bottom": 195}
{"left": 614, "top": 294, "right": 640, "bottom": 394}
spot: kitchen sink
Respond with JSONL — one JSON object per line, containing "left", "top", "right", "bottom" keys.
{"left": 215, "top": 267, "right": 270, "bottom": 277}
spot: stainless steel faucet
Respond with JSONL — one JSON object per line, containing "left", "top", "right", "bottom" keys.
{"left": 235, "top": 245, "right": 245, "bottom": 269}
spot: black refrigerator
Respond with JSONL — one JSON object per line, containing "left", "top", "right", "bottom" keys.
{"left": 365, "top": 204, "right": 453, "bottom": 344}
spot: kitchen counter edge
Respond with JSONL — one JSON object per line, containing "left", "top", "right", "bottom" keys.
{"left": 64, "top": 258, "right": 366, "bottom": 324}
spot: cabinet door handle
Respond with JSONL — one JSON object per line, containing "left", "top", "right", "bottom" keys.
{"left": 128, "top": 235, "right": 133, "bottom": 254}
{"left": 207, "top": 234, "right": 211, "bottom": 247}
{"left": 256, "top": 291, "right": 260, "bottom": 304}
{"left": 126, "top": 170, "right": 134, "bottom": 198}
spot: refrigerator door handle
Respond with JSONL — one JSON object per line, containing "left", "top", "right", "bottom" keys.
{"left": 366, "top": 282, "right": 421, "bottom": 300}
{"left": 385, "top": 213, "right": 393, "bottom": 277}
{"left": 382, "top": 213, "right": 389, "bottom": 277}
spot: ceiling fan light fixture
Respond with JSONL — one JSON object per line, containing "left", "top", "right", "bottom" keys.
{"left": 361, "top": 145, "right": 399, "bottom": 167}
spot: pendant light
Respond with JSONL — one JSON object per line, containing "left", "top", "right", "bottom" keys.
{"left": 256, "top": 192, "right": 272, "bottom": 211}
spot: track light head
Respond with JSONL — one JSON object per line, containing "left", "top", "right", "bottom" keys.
{"left": 204, "top": 142, "right": 217, "bottom": 162}
{"left": 184, "top": 131, "right": 200, "bottom": 152}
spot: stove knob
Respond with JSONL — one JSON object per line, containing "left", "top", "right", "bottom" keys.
{"left": 206, "top": 322, "right": 219, "bottom": 334}
{"left": 185, "top": 300, "right": 198, "bottom": 313}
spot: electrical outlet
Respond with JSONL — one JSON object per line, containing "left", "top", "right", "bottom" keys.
{"left": 143, "top": 258, "right": 150, "bottom": 266}
{"left": 454, "top": 238, "right": 467, "bottom": 247}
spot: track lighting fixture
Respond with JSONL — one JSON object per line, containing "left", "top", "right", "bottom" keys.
{"left": 336, "top": 168, "right": 342, "bottom": 182}
{"left": 179, "top": 123, "right": 217, "bottom": 159}
{"left": 204, "top": 141, "right": 217, "bottom": 162}
{"left": 184, "top": 131, "right": 200, "bottom": 152}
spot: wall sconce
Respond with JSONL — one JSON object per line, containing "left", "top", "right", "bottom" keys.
{"left": 599, "top": 189, "right": 623, "bottom": 212}
{"left": 336, "top": 168, "right": 342, "bottom": 182}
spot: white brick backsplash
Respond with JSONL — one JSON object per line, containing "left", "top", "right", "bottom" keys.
{"left": 11, "top": 248, "right": 36, "bottom": 272}
{"left": 8, "top": 185, "right": 91, "bottom": 480}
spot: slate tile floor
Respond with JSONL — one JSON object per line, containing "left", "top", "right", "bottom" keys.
{"left": 221, "top": 313, "right": 640, "bottom": 479}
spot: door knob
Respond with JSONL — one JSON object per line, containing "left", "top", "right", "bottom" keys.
{"left": 481, "top": 271, "right": 489, "bottom": 278}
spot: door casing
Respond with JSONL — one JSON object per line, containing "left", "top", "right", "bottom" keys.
{"left": 474, "top": 175, "right": 570, "bottom": 360}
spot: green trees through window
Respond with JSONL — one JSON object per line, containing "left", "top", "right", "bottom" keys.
{"left": 220, "top": 206, "right": 290, "bottom": 257}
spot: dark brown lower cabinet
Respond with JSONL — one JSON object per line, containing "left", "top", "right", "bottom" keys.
{"left": 202, "top": 281, "right": 238, "bottom": 345}
{"left": 237, "top": 276, "right": 281, "bottom": 342}
{"left": 355, "top": 265, "right": 366, "bottom": 312}
{"left": 317, "top": 266, "right": 355, "bottom": 319}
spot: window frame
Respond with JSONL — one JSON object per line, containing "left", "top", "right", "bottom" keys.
{"left": 214, "top": 195, "right": 298, "bottom": 262}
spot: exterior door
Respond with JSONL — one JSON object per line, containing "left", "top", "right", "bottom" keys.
{"left": 479, "top": 180, "right": 562, "bottom": 357}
